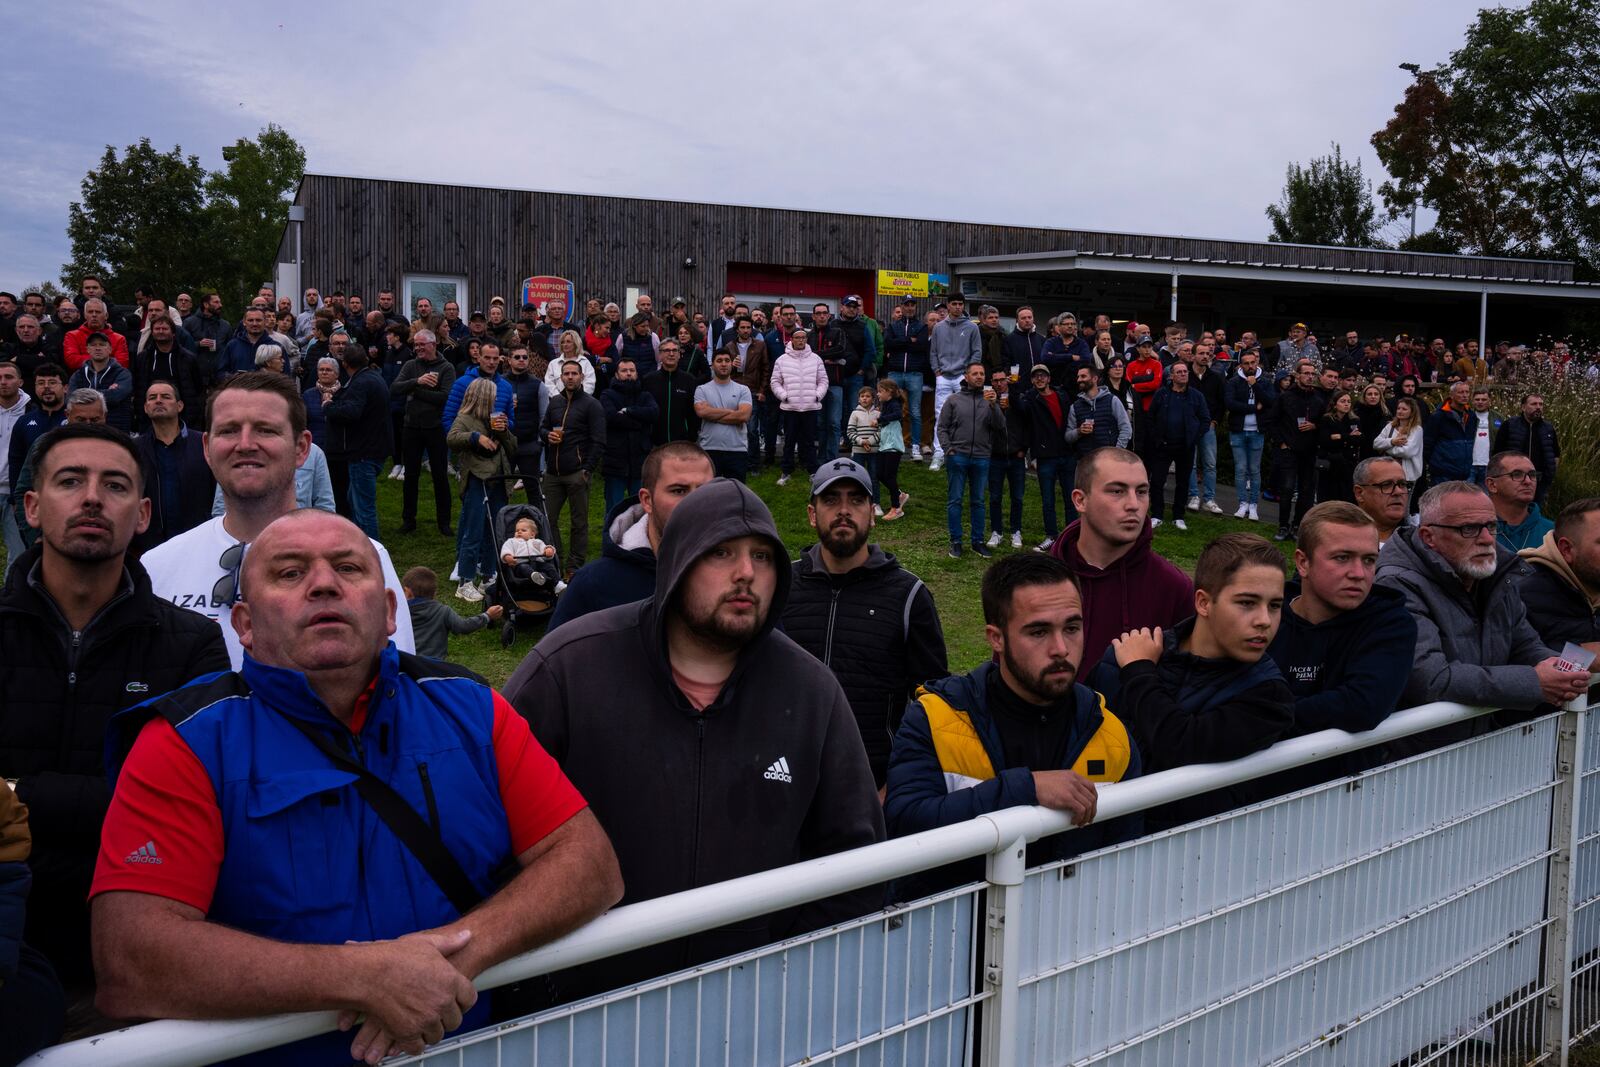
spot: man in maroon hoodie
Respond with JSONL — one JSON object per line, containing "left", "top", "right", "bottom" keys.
{"left": 1049, "top": 446, "right": 1195, "bottom": 671}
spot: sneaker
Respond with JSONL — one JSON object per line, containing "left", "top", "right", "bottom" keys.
{"left": 986, "top": 531, "right": 1003, "bottom": 548}
{"left": 898, "top": 491, "right": 910, "bottom": 509}
{"left": 512, "top": 479, "right": 524, "bottom": 492}
{"left": 1010, "top": 531, "right": 1022, "bottom": 549}
{"left": 389, "top": 465, "right": 405, "bottom": 480}
{"left": 776, "top": 474, "right": 790, "bottom": 486}
{"left": 911, "top": 445, "right": 923, "bottom": 460}
{"left": 1203, "top": 500, "right": 1224, "bottom": 514}
{"left": 1233, "top": 502, "right": 1249, "bottom": 519}
{"left": 1274, "top": 527, "right": 1292, "bottom": 542}
{"left": 1247, "top": 504, "right": 1260, "bottom": 522}
{"left": 1174, "top": 518, "right": 1188, "bottom": 531}
{"left": 948, "top": 543, "right": 963, "bottom": 558}
{"left": 1186, "top": 495, "right": 1200, "bottom": 511}
{"left": 554, "top": 580, "right": 567, "bottom": 594}
{"left": 449, "top": 562, "right": 460, "bottom": 581}
{"left": 455, "top": 580, "right": 483, "bottom": 603}
{"left": 421, "top": 457, "right": 431, "bottom": 472}
{"left": 882, "top": 507, "right": 905, "bottom": 521}
{"left": 1036, "top": 538, "right": 1055, "bottom": 551}
{"left": 929, "top": 457, "right": 943, "bottom": 472}
{"left": 874, "top": 505, "right": 884, "bottom": 517}
{"left": 971, "top": 543, "right": 994, "bottom": 558}
{"left": 1151, "top": 517, "right": 1163, "bottom": 529}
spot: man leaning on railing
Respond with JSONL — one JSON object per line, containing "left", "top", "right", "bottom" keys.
{"left": 88, "top": 510, "right": 622, "bottom": 1066}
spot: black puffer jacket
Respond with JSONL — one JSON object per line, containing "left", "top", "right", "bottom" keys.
{"left": 782, "top": 544, "right": 949, "bottom": 786}
{"left": 0, "top": 547, "right": 228, "bottom": 980}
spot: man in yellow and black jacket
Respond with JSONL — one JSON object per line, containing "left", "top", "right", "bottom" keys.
{"left": 884, "top": 554, "right": 1142, "bottom": 891}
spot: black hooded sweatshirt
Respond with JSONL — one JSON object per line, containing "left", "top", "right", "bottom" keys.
{"left": 504, "top": 478, "right": 885, "bottom": 999}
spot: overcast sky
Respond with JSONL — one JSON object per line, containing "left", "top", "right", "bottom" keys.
{"left": 1, "top": 0, "right": 1483, "bottom": 296}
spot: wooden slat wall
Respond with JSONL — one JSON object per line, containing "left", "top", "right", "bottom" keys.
{"left": 292, "top": 175, "right": 1578, "bottom": 316}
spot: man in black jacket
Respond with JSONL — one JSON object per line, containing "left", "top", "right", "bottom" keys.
{"left": 2, "top": 422, "right": 227, "bottom": 986}
{"left": 322, "top": 347, "right": 392, "bottom": 539}
{"left": 390, "top": 330, "right": 457, "bottom": 535}
{"left": 1015, "top": 364, "right": 1073, "bottom": 547}
{"left": 1518, "top": 497, "right": 1600, "bottom": 653}
{"left": 540, "top": 359, "right": 606, "bottom": 573}
{"left": 1272, "top": 359, "right": 1325, "bottom": 541}
{"left": 1494, "top": 393, "right": 1560, "bottom": 507}
{"left": 505, "top": 478, "right": 884, "bottom": 1000}
{"left": 132, "top": 315, "right": 205, "bottom": 430}
{"left": 642, "top": 339, "right": 700, "bottom": 446}
{"left": 130, "top": 382, "right": 213, "bottom": 552}
{"left": 782, "top": 458, "right": 948, "bottom": 788}
{"left": 810, "top": 304, "right": 855, "bottom": 463}
{"left": 598, "top": 357, "right": 659, "bottom": 511}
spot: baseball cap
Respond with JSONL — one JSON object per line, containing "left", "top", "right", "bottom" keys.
{"left": 1029, "top": 364, "right": 1052, "bottom": 378}
{"left": 810, "top": 457, "right": 873, "bottom": 497}
{"left": 671, "top": 296, "right": 687, "bottom": 306}
{"left": 86, "top": 331, "right": 110, "bottom": 345}
{"left": 900, "top": 295, "right": 917, "bottom": 305}
{"left": 1135, "top": 337, "right": 1155, "bottom": 350}
{"left": 469, "top": 310, "right": 485, "bottom": 320}
{"left": 842, "top": 294, "right": 861, "bottom": 307}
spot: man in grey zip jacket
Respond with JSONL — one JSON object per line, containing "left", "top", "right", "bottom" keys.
{"left": 937, "top": 362, "right": 1007, "bottom": 556}
{"left": 928, "top": 295, "right": 982, "bottom": 468}
{"left": 504, "top": 478, "right": 884, "bottom": 1001}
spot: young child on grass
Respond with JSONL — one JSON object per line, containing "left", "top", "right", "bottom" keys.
{"left": 875, "top": 379, "right": 909, "bottom": 520}
{"left": 403, "top": 566, "right": 502, "bottom": 661}
{"left": 845, "top": 385, "right": 881, "bottom": 513}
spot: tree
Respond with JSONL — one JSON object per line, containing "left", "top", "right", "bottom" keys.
{"left": 60, "top": 126, "right": 305, "bottom": 310}
{"left": 17, "top": 280, "right": 66, "bottom": 305}
{"left": 1371, "top": 0, "right": 1600, "bottom": 273}
{"left": 1265, "top": 144, "right": 1382, "bottom": 247}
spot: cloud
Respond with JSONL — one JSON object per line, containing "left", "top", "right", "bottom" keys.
{"left": 1, "top": 0, "right": 1485, "bottom": 294}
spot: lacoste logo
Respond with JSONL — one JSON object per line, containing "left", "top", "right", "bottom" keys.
{"left": 124, "top": 840, "right": 163, "bottom": 865}
{"left": 125, "top": 681, "right": 149, "bottom": 693}
{"left": 763, "top": 757, "right": 793, "bottom": 783}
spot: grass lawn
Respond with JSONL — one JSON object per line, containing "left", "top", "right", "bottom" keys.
{"left": 366, "top": 456, "right": 1296, "bottom": 688}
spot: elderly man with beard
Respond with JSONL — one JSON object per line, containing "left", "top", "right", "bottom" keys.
{"left": 885, "top": 553, "right": 1140, "bottom": 889}
{"left": 505, "top": 478, "right": 884, "bottom": 999}
{"left": 783, "top": 459, "right": 947, "bottom": 789}
{"left": 1376, "top": 480, "right": 1591, "bottom": 757}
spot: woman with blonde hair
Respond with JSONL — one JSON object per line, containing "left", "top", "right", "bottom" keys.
{"left": 1374, "top": 395, "right": 1425, "bottom": 514}
{"left": 542, "top": 329, "right": 596, "bottom": 394}
{"left": 447, "top": 376, "right": 517, "bottom": 601}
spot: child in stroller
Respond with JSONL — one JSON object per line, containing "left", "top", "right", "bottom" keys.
{"left": 500, "top": 515, "right": 567, "bottom": 594}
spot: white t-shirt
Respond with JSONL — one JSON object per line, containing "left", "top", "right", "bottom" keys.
{"left": 141, "top": 515, "right": 416, "bottom": 669}
{"left": 1473, "top": 416, "right": 1492, "bottom": 467}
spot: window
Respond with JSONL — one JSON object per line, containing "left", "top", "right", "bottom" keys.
{"left": 403, "top": 274, "right": 468, "bottom": 319}
{"left": 625, "top": 285, "right": 648, "bottom": 318}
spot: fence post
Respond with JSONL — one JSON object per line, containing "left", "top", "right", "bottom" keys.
{"left": 1543, "top": 697, "right": 1586, "bottom": 1065}
{"left": 978, "top": 835, "right": 1027, "bottom": 1067}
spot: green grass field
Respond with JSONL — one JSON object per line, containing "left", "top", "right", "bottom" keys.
{"left": 365, "top": 456, "right": 1295, "bottom": 687}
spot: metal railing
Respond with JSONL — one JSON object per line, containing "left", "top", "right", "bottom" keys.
{"left": 29, "top": 696, "right": 1598, "bottom": 1067}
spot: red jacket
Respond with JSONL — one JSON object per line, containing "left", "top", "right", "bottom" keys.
{"left": 1127, "top": 356, "right": 1164, "bottom": 411}
{"left": 62, "top": 325, "right": 130, "bottom": 371}
{"left": 1050, "top": 519, "right": 1195, "bottom": 671}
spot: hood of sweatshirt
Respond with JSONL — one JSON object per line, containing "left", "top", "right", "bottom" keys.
{"left": 1521, "top": 530, "right": 1600, "bottom": 610}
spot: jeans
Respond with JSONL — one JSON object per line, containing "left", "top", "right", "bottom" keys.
{"left": 819, "top": 385, "right": 845, "bottom": 462}
{"left": 1148, "top": 445, "right": 1194, "bottom": 521}
{"left": 542, "top": 470, "right": 592, "bottom": 570}
{"left": 401, "top": 425, "right": 451, "bottom": 527}
{"left": 1037, "top": 457, "right": 1072, "bottom": 538}
{"left": 455, "top": 475, "right": 507, "bottom": 582}
{"left": 931, "top": 375, "right": 962, "bottom": 460}
{"left": 945, "top": 453, "right": 989, "bottom": 544}
{"left": 347, "top": 459, "right": 381, "bottom": 540}
{"left": 709, "top": 449, "right": 749, "bottom": 482}
{"left": 1230, "top": 431, "right": 1265, "bottom": 505}
{"left": 988, "top": 455, "right": 1027, "bottom": 534}
{"left": 1186, "top": 426, "right": 1217, "bottom": 502}
{"left": 604, "top": 476, "right": 640, "bottom": 512}
{"left": 782, "top": 409, "right": 819, "bottom": 474}
{"left": 748, "top": 394, "right": 778, "bottom": 465}
{"left": 889, "top": 372, "right": 924, "bottom": 452}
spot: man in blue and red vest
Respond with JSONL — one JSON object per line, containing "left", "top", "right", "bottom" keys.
{"left": 89, "top": 509, "right": 622, "bottom": 1065}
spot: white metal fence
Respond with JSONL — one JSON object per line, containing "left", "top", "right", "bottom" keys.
{"left": 29, "top": 697, "right": 1600, "bottom": 1067}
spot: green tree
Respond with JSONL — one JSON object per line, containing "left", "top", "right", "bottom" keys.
{"left": 204, "top": 124, "right": 306, "bottom": 310}
{"left": 1371, "top": 0, "right": 1599, "bottom": 273}
{"left": 1265, "top": 144, "right": 1382, "bottom": 247}
{"left": 63, "top": 140, "right": 210, "bottom": 303}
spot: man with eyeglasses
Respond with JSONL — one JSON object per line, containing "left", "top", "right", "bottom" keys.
{"left": 1494, "top": 393, "right": 1560, "bottom": 508}
{"left": 1375, "top": 480, "right": 1589, "bottom": 757}
{"left": 1351, "top": 456, "right": 1413, "bottom": 547}
{"left": 142, "top": 371, "right": 414, "bottom": 670}
{"left": 0, "top": 422, "right": 227, "bottom": 991}
{"left": 1484, "top": 451, "right": 1552, "bottom": 552}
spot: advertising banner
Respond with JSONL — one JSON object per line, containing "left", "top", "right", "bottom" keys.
{"left": 520, "top": 275, "right": 576, "bottom": 315}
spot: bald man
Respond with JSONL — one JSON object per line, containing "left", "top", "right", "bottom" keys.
{"left": 91, "top": 510, "right": 621, "bottom": 1065}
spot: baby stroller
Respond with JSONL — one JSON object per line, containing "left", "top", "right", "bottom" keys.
{"left": 484, "top": 492, "right": 562, "bottom": 646}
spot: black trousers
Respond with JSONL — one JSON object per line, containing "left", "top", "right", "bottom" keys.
{"left": 1273, "top": 447, "right": 1318, "bottom": 530}
{"left": 401, "top": 424, "right": 451, "bottom": 526}
{"left": 1148, "top": 445, "right": 1194, "bottom": 521}
{"left": 328, "top": 458, "right": 354, "bottom": 521}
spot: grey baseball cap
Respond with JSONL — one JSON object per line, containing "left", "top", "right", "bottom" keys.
{"left": 809, "top": 457, "right": 873, "bottom": 496}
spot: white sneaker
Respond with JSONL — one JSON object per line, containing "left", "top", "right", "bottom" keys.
{"left": 389, "top": 465, "right": 405, "bottom": 480}
{"left": 1174, "top": 518, "right": 1188, "bottom": 531}
{"left": 1203, "top": 500, "right": 1224, "bottom": 515}
{"left": 776, "top": 474, "right": 790, "bottom": 486}
{"left": 456, "top": 580, "right": 483, "bottom": 603}
{"left": 512, "top": 479, "right": 524, "bottom": 491}
{"left": 421, "top": 457, "right": 431, "bottom": 472}
{"left": 1010, "top": 531, "right": 1022, "bottom": 549}
{"left": 1151, "top": 517, "right": 1163, "bottom": 529}
{"left": 1248, "top": 504, "right": 1260, "bottom": 521}
{"left": 1234, "top": 502, "right": 1249, "bottom": 518}
{"left": 554, "top": 580, "right": 567, "bottom": 594}
{"left": 448, "top": 562, "right": 460, "bottom": 581}
{"left": 873, "top": 505, "right": 884, "bottom": 517}
{"left": 1036, "top": 538, "right": 1055, "bottom": 551}
{"left": 911, "top": 445, "right": 923, "bottom": 460}
{"left": 1186, "top": 495, "right": 1200, "bottom": 511}
{"left": 986, "top": 531, "right": 1003, "bottom": 548}
{"left": 929, "top": 457, "right": 943, "bottom": 472}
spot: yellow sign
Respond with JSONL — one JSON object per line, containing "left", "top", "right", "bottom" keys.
{"left": 877, "top": 270, "right": 930, "bottom": 298}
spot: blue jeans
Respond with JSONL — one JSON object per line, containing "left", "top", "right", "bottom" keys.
{"left": 819, "top": 385, "right": 844, "bottom": 462}
{"left": 988, "top": 455, "right": 1027, "bottom": 535}
{"left": 455, "top": 476, "right": 507, "bottom": 582}
{"left": 748, "top": 395, "right": 778, "bottom": 465}
{"left": 945, "top": 454, "right": 989, "bottom": 545}
{"left": 604, "top": 476, "right": 640, "bottom": 512}
{"left": 1230, "top": 431, "right": 1265, "bottom": 505}
{"left": 347, "top": 459, "right": 381, "bottom": 540}
{"left": 1037, "top": 457, "right": 1073, "bottom": 538}
{"left": 1187, "top": 426, "right": 1217, "bottom": 502}
{"left": 890, "top": 372, "right": 924, "bottom": 453}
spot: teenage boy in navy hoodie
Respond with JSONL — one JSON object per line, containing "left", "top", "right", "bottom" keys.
{"left": 1102, "top": 532, "right": 1296, "bottom": 829}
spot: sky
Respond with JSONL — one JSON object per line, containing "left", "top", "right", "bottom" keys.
{"left": 0, "top": 0, "right": 1484, "bottom": 297}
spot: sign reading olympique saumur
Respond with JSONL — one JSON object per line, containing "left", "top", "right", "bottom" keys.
{"left": 520, "top": 275, "right": 576, "bottom": 316}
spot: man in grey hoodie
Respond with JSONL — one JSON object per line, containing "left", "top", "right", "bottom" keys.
{"left": 927, "top": 294, "right": 981, "bottom": 470}
{"left": 936, "top": 362, "right": 1007, "bottom": 558}
{"left": 1374, "top": 479, "right": 1590, "bottom": 757}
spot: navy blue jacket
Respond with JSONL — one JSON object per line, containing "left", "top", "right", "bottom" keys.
{"left": 1039, "top": 334, "right": 1092, "bottom": 387}
{"left": 599, "top": 379, "right": 658, "bottom": 480}
{"left": 1145, "top": 384, "right": 1211, "bottom": 451}
{"left": 1224, "top": 369, "right": 1277, "bottom": 431}
{"left": 545, "top": 500, "right": 657, "bottom": 632}
{"left": 1424, "top": 403, "right": 1478, "bottom": 482}
{"left": 883, "top": 317, "right": 931, "bottom": 376}
{"left": 131, "top": 425, "right": 215, "bottom": 552}
{"left": 322, "top": 366, "right": 392, "bottom": 462}
{"left": 1002, "top": 328, "right": 1047, "bottom": 375}
{"left": 6, "top": 404, "right": 63, "bottom": 493}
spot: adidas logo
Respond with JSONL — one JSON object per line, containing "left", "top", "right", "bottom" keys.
{"left": 763, "top": 756, "right": 793, "bottom": 783}
{"left": 124, "top": 840, "right": 163, "bottom": 865}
